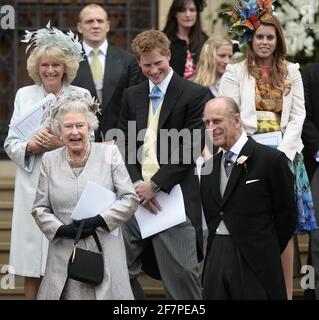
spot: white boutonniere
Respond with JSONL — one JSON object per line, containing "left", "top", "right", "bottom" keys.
{"left": 236, "top": 155, "right": 248, "bottom": 173}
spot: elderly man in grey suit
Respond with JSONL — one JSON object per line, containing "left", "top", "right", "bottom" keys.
{"left": 72, "top": 3, "right": 141, "bottom": 142}
{"left": 201, "top": 97, "right": 298, "bottom": 299}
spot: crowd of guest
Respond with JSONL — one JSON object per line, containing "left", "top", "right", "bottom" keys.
{"left": 4, "top": 0, "right": 319, "bottom": 300}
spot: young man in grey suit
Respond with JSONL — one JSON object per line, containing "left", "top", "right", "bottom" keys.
{"left": 117, "top": 30, "right": 211, "bottom": 299}
{"left": 72, "top": 3, "right": 141, "bottom": 142}
{"left": 201, "top": 97, "right": 298, "bottom": 300}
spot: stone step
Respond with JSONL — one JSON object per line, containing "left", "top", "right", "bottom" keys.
{"left": 0, "top": 258, "right": 311, "bottom": 299}
{"left": 0, "top": 235, "right": 311, "bottom": 298}
{"left": 0, "top": 277, "right": 309, "bottom": 300}
{"left": 0, "top": 230, "right": 10, "bottom": 247}
{"left": 0, "top": 251, "right": 10, "bottom": 266}
{"left": 138, "top": 273, "right": 165, "bottom": 299}
{"left": 0, "top": 180, "right": 14, "bottom": 203}
{"left": 0, "top": 161, "right": 16, "bottom": 180}
{"left": 0, "top": 204, "right": 12, "bottom": 231}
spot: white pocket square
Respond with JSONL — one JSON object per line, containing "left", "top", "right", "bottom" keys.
{"left": 246, "top": 179, "right": 260, "bottom": 184}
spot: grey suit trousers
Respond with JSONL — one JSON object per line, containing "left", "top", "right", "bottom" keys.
{"left": 122, "top": 215, "right": 202, "bottom": 300}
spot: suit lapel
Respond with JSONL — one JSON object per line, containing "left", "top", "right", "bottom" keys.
{"left": 158, "top": 73, "right": 183, "bottom": 130}
{"left": 79, "top": 54, "right": 97, "bottom": 98}
{"left": 135, "top": 81, "right": 150, "bottom": 131}
{"left": 212, "top": 152, "right": 223, "bottom": 206}
{"left": 221, "top": 138, "right": 256, "bottom": 206}
{"left": 135, "top": 73, "right": 183, "bottom": 132}
{"left": 102, "top": 45, "right": 123, "bottom": 110}
{"left": 314, "top": 65, "right": 319, "bottom": 88}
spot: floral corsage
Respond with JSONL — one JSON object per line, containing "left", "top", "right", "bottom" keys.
{"left": 237, "top": 155, "right": 248, "bottom": 173}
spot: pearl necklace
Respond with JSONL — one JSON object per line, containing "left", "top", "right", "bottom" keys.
{"left": 66, "top": 143, "right": 91, "bottom": 168}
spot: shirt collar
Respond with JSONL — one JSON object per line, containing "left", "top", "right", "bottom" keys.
{"left": 149, "top": 68, "right": 174, "bottom": 95}
{"left": 83, "top": 39, "right": 108, "bottom": 57}
{"left": 222, "top": 131, "right": 248, "bottom": 160}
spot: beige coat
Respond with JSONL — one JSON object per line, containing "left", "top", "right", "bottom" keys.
{"left": 219, "top": 60, "right": 305, "bottom": 161}
{"left": 4, "top": 84, "right": 89, "bottom": 277}
{"left": 32, "top": 143, "right": 139, "bottom": 300}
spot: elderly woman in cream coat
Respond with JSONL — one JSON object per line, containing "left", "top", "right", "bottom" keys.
{"left": 4, "top": 25, "right": 89, "bottom": 299}
{"left": 32, "top": 96, "right": 139, "bottom": 300}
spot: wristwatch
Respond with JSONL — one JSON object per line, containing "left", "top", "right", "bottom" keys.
{"left": 150, "top": 180, "right": 161, "bottom": 193}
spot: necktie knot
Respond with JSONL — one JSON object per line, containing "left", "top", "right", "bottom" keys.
{"left": 149, "top": 86, "right": 163, "bottom": 113}
{"left": 224, "top": 150, "right": 234, "bottom": 162}
{"left": 149, "top": 86, "right": 162, "bottom": 99}
{"left": 93, "top": 48, "right": 101, "bottom": 56}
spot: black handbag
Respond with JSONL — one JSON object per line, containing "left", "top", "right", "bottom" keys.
{"left": 67, "top": 220, "right": 104, "bottom": 285}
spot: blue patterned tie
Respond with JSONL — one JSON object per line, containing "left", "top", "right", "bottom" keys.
{"left": 149, "top": 86, "right": 163, "bottom": 113}
{"left": 224, "top": 151, "right": 235, "bottom": 177}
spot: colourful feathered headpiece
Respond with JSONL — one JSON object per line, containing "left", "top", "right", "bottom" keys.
{"left": 224, "top": 0, "right": 275, "bottom": 44}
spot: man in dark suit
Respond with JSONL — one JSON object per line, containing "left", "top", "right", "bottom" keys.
{"left": 117, "top": 30, "right": 211, "bottom": 299}
{"left": 302, "top": 62, "right": 319, "bottom": 299}
{"left": 200, "top": 97, "right": 297, "bottom": 300}
{"left": 72, "top": 3, "right": 141, "bottom": 142}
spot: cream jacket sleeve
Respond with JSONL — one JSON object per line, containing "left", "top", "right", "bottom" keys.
{"left": 4, "top": 87, "right": 37, "bottom": 172}
{"left": 31, "top": 153, "right": 64, "bottom": 242}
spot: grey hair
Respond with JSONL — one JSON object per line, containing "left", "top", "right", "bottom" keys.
{"left": 51, "top": 100, "right": 99, "bottom": 136}
{"left": 206, "top": 96, "right": 240, "bottom": 116}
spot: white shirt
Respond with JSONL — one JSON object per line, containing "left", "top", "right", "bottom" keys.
{"left": 222, "top": 131, "right": 248, "bottom": 162}
{"left": 149, "top": 68, "right": 174, "bottom": 96}
{"left": 83, "top": 39, "right": 108, "bottom": 76}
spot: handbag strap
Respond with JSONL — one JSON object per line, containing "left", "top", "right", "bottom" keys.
{"left": 74, "top": 220, "right": 103, "bottom": 253}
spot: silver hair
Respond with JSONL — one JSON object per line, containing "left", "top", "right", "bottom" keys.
{"left": 51, "top": 100, "right": 99, "bottom": 136}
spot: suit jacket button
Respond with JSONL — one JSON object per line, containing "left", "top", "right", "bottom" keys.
{"left": 220, "top": 212, "right": 224, "bottom": 216}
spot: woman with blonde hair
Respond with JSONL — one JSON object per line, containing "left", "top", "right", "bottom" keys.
{"left": 4, "top": 24, "right": 90, "bottom": 299}
{"left": 219, "top": 1, "right": 318, "bottom": 299}
{"left": 192, "top": 34, "right": 233, "bottom": 96}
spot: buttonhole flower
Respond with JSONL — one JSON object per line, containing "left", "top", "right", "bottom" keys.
{"left": 237, "top": 155, "right": 248, "bottom": 173}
